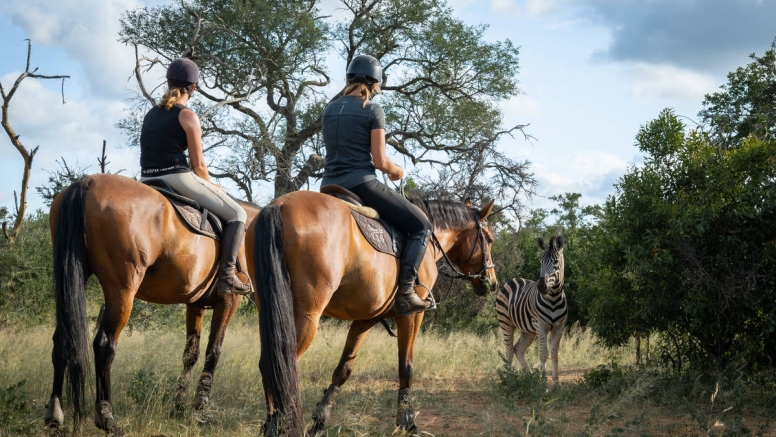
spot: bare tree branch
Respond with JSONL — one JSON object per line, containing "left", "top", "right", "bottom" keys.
{"left": 1, "top": 40, "right": 68, "bottom": 243}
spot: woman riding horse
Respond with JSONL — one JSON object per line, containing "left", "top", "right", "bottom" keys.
{"left": 140, "top": 58, "right": 250, "bottom": 295}
{"left": 255, "top": 55, "right": 499, "bottom": 436}
{"left": 44, "top": 58, "right": 260, "bottom": 435}
{"left": 321, "top": 54, "right": 433, "bottom": 316}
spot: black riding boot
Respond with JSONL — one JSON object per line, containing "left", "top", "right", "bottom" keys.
{"left": 395, "top": 230, "right": 433, "bottom": 317}
{"left": 217, "top": 221, "right": 252, "bottom": 295}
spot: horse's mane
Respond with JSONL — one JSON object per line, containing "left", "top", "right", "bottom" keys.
{"left": 409, "top": 199, "right": 473, "bottom": 230}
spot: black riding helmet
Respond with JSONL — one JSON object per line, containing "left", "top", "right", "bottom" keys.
{"left": 346, "top": 55, "right": 382, "bottom": 85}
{"left": 166, "top": 58, "right": 200, "bottom": 88}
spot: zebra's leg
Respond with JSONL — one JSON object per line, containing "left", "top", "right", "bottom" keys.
{"left": 499, "top": 322, "right": 516, "bottom": 366}
{"left": 536, "top": 326, "right": 550, "bottom": 376}
{"left": 514, "top": 331, "right": 536, "bottom": 371}
{"left": 549, "top": 323, "right": 565, "bottom": 384}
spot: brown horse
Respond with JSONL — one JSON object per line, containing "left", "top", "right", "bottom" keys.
{"left": 254, "top": 190, "right": 497, "bottom": 436}
{"left": 43, "top": 173, "right": 260, "bottom": 434}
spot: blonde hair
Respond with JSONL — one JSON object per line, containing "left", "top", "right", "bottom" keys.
{"left": 344, "top": 82, "right": 381, "bottom": 107}
{"left": 159, "top": 86, "right": 188, "bottom": 111}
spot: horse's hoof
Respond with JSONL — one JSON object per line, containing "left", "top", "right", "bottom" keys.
{"left": 194, "top": 395, "right": 209, "bottom": 412}
{"left": 393, "top": 424, "right": 422, "bottom": 437}
{"left": 194, "top": 409, "right": 220, "bottom": 426}
{"left": 169, "top": 405, "right": 185, "bottom": 419}
{"left": 94, "top": 400, "right": 124, "bottom": 436}
{"left": 307, "top": 421, "right": 325, "bottom": 437}
{"left": 44, "top": 396, "right": 65, "bottom": 428}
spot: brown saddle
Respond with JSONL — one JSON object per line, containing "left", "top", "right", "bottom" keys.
{"left": 143, "top": 179, "right": 223, "bottom": 240}
{"left": 321, "top": 185, "right": 406, "bottom": 258}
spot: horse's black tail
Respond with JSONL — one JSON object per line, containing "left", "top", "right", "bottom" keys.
{"left": 254, "top": 203, "right": 303, "bottom": 435}
{"left": 53, "top": 177, "right": 92, "bottom": 427}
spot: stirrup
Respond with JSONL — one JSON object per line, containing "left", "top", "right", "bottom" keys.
{"left": 424, "top": 292, "right": 437, "bottom": 311}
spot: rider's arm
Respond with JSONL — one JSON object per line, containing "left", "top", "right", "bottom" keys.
{"left": 371, "top": 128, "right": 404, "bottom": 181}
{"left": 179, "top": 108, "right": 211, "bottom": 182}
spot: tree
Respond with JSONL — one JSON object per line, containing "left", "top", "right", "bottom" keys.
{"left": 118, "top": 0, "right": 535, "bottom": 212}
{"left": 36, "top": 141, "right": 125, "bottom": 207}
{"left": 0, "top": 40, "right": 69, "bottom": 243}
{"left": 584, "top": 108, "right": 776, "bottom": 370}
{"left": 699, "top": 40, "right": 776, "bottom": 148}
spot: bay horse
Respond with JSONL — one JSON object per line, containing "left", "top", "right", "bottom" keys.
{"left": 44, "top": 173, "right": 260, "bottom": 434}
{"left": 254, "top": 190, "right": 497, "bottom": 436}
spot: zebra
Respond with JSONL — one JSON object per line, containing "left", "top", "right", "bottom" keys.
{"left": 496, "top": 235, "right": 567, "bottom": 383}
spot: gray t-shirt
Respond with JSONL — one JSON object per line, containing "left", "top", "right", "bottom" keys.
{"left": 321, "top": 95, "right": 386, "bottom": 189}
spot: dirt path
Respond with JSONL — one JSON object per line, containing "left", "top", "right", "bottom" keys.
{"left": 322, "top": 372, "right": 772, "bottom": 437}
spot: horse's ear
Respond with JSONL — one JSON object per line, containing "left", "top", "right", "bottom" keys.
{"left": 464, "top": 197, "right": 473, "bottom": 207}
{"left": 479, "top": 199, "right": 495, "bottom": 220}
{"left": 537, "top": 237, "right": 547, "bottom": 251}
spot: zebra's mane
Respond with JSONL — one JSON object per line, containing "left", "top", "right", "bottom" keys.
{"left": 409, "top": 199, "right": 473, "bottom": 230}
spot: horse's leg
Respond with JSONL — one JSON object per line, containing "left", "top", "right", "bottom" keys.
{"left": 195, "top": 295, "right": 241, "bottom": 411}
{"left": 395, "top": 312, "right": 424, "bottom": 433}
{"left": 171, "top": 305, "right": 205, "bottom": 416}
{"left": 44, "top": 329, "right": 66, "bottom": 428}
{"left": 549, "top": 323, "right": 565, "bottom": 384}
{"left": 514, "top": 331, "right": 536, "bottom": 372}
{"left": 93, "top": 293, "right": 134, "bottom": 434}
{"left": 309, "top": 319, "right": 379, "bottom": 437}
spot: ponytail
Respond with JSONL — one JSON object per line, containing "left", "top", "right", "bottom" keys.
{"left": 158, "top": 86, "right": 190, "bottom": 111}
{"left": 344, "top": 82, "right": 381, "bottom": 107}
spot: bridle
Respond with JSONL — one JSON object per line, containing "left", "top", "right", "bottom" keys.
{"left": 431, "top": 209, "right": 495, "bottom": 282}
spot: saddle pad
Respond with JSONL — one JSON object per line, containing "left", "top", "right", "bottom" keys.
{"left": 350, "top": 210, "right": 405, "bottom": 258}
{"left": 170, "top": 198, "right": 221, "bottom": 240}
{"left": 145, "top": 183, "right": 222, "bottom": 240}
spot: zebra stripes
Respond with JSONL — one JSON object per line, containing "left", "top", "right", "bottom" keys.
{"left": 497, "top": 235, "right": 567, "bottom": 383}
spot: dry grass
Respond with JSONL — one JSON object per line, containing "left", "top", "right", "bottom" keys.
{"left": 0, "top": 319, "right": 770, "bottom": 436}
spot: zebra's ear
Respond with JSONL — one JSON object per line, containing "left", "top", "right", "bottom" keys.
{"left": 552, "top": 235, "right": 564, "bottom": 250}
{"left": 537, "top": 237, "right": 547, "bottom": 251}
{"left": 479, "top": 199, "right": 495, "bottom": 220}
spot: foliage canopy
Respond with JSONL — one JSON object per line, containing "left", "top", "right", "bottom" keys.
{"left": 119, "top": 0, "right": 535, "bottom": 214}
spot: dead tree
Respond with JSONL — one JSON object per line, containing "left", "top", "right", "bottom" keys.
{"left": 0, "top": 40, "right": 69, "bottom": 243}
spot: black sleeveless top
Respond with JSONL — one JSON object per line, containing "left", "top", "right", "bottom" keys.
{"left": 139, "top": 104, "right": 191, "bottom": 176}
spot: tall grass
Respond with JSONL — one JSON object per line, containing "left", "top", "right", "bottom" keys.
{"left": 1, "top": 320, "right": 771, "bottom": 436}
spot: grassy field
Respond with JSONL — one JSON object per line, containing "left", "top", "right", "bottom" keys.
{"left": 0, "top": 317, "right": 773, "bottom": 436}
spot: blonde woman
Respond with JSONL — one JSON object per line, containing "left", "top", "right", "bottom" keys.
{"left": 321, "top": 55, "right": 433, "bottom": 316}
{"left": 139, "top": 58, "right": 250, "bottom": 295}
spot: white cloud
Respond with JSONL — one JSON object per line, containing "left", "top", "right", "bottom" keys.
{"left": 530, "top": 150, "right": 631, "bottom": 209}
{"left": 2, "top": 0, "right": 144, "bottom": 99}
{"left": 526, "top": 0, "right": 558, "bottom": 18}
{"left": 490, "top": 0, "right": 519, "bottom": 15}
{"left": 0, "top": 72, "right": 139, "bottom": 210}
{"left": 501, "top": 93, "right": 542, "bottom": 124}
{"left": 623, "top": 62, "right": 718, "bottom": 103}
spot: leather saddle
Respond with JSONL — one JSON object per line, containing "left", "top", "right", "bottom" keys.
{"left": 143, "top": 179, "right": 223, "bottom": 240}
{"left": 321, "top": 185, "right": 406, "bottom": 258}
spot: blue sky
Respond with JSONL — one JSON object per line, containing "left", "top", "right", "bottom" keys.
{"left": 0, "top": 0, "right": 773, "bottom": 216}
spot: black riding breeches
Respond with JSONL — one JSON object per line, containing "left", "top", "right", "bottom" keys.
{"left": 349, "top": 179, "right": 432, "bottom": 236}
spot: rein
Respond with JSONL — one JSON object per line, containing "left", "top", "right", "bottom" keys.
{"left": 431, "top": 210, "right": 495, "bottom": 282}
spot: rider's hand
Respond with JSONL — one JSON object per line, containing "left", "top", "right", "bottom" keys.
{"left": 389, "top": 165, "right": 404, "bottom": 181}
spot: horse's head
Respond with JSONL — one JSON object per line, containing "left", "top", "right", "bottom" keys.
{"left": 536, "top": 235, "right": 565, "bottom": 296}
{"left": 448, "top": 198, "right": 498, "bottom": 296}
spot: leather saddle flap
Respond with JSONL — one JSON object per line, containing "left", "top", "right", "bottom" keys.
{"left": 321, "top": 185, "right": 405, "bottom": 257}
{"left": 143, "top": 179, "right": 222, "bottom": 240}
